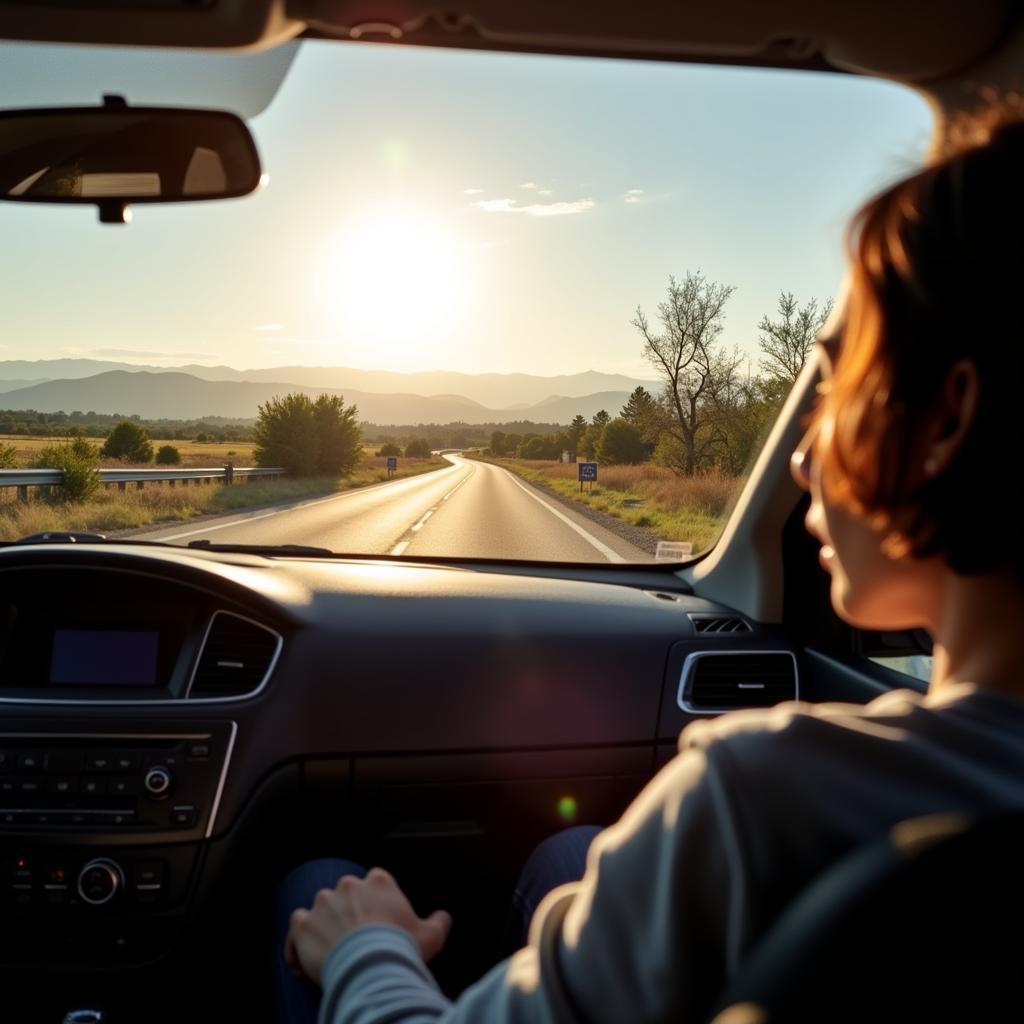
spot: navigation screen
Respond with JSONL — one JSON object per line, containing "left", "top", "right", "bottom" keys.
{"left": 50, "top": 629, "right": 160, "bottom": 686}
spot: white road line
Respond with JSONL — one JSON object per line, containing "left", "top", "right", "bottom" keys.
{"left": 498, "top": 466, "right": 626, "bottom": 563}
{"left": 390, "top": 540, "right": 410, "bottom": 556}
{"left": 149, "top": 462, "right": 463, "bottom": 542}
{"left": 411, "top": 509, "right": 434, "bottom": 532}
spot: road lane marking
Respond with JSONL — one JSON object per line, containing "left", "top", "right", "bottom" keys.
{"left": 498, "top": 466, "right": 626, "bottom": 563}
{"left": 388, "top": 460, "right": 474, "bottom": 554}
{"left": 147, "top": 460, "right": 465, "bottom": 542}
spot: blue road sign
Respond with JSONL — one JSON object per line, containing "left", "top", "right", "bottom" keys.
{"left": 579, "top": 462, "right": 598, "bottom": 482}
{"left": 386, "top": 456, "right": 398, "bottom": 470}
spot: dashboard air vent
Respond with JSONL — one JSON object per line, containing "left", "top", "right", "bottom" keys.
{"left": 188, "top": 611, "right": 281, "bottom": 699}
{"left": 688, "top": 614, "right": 752, "bottom": 634}
{"left": 678, "top": 651, "right": 798, "bottom": 713}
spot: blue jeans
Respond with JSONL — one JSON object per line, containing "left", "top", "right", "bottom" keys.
{"left": 274, "top": 825, "right": 600, "bottom": 1024}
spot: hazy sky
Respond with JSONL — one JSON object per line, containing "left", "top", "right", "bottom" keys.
{"left": 0, "top": 40, "right": 932, "bottom": 378}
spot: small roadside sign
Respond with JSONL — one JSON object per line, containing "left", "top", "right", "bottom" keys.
{"left": 386, "top": 456, "right": 397, "bottom": 478}
{"left": 579, "top": 461, "right": 597, "bottom": 492}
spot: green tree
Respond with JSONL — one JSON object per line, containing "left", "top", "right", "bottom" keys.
{"left": 758, "top": 291, "right": 834, "bottom": 389}
{"left": 102, "top": 421, "right": 153, "bottom": 463}
{"left": 313, "top": 394, "right": 362, "bottom": 475}
{"left": 0, "top": 443, "right": 16, "bottom": 468}
{"left": 518, "top": 435, "right": 559, "bottom": 460}
{"left": 633, "top": 271, "right": 740, "bottom": 474}
{"left": 567, "top": 415, "right": 588, "bottom": 450}
{"left": 592, "top": 409, "right": 611, "bottom": 428}
{"left": 34, "top": 437, "right": 100, "bottom": 503}
{"left": 254, "top": 394, "right": 320, "bottom": 476}
{"left": 377, "top": 443, "right": 401, "bottom": 457}
{"left": 489, "top": 430, "right": 508, "bottom": 456}
{"left": 578, "top": 424, "right": 604, "bottom": 459}
{"left": 596, "top": 418, "right": 648, "bottom": 465}
{"left": 155, "top": 445, "right": 181, "bottom": 465}
{"left": 405, "top": 438, "right": 431, "bottom": 458}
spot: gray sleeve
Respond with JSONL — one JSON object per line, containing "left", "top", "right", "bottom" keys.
{"left": 318, "top": 742, "right": 744, "bottom": 1024}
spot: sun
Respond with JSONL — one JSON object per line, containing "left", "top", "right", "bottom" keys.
{"left": 324, "top": 208, "right": 466, "bottom": 365}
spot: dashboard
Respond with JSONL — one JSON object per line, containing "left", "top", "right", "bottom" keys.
{"left": 0, "top": 541, "right": 816, "bottom": 1010}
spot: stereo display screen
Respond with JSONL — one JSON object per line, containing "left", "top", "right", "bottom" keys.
{"left": 50, "top": 629, "right": 160, "bottom": 686}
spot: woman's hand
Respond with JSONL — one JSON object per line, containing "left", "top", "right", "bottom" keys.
{"left": 284, "top": 867, "right": 453, "bottom": 985}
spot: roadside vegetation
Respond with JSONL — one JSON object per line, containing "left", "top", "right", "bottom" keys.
{"left": 473, "top": 280, "right": 826, "bottom": 552}
{"left": 482, "top": 458, "right": 741, "bottom": 553}
{"left": 0, "top": 393, "right": 446, "bottom": 540}
{"left": 0, "top": 455, "right": 446, "bottom": 541}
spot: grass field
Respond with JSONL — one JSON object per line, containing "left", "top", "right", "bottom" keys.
{"left": 0, "top": 454, "right": 447, "bottom": 541}
{"left": 488, "top": 458, "right": 743, "bottom": 554}
{"left": 0, "top": 434, "right": 258, "bottom": 468}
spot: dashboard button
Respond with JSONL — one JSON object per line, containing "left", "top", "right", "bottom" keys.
{"left": 48, "top": 777, "right": 77, "bottom": 796}
{"left": 170, "top": 805, "right": 197, "bottom": 827}
{"left": 109, "top": 778, "right": 135, "bottom": 796}
{"left": 17, "top": 778, "right": 43, "bottom": 796}
{"left": 115, "top": 755, "right": 138, "bottom": 771}
{"left": 0, "top": 752, "right": 11, "bottom": 773}
{"left": 17, "top": 753, "right": 43, "bottom": 773}
{"left": 133, "top": 862, "right": 165, "bottom": 887}
{"left": 46, "top": 752, "right": 85, "bottom": 774}
{"left": 80, "top": 778, "right": 107, "bottom": 796}
{"left": 0, "top": 780, "right": 16, "bottom": 796}
{"left": 187, "top": 743, "right": 211, "bottom": 760}
{"left": 85, "top": 754, "right": 114, "bottom": 772}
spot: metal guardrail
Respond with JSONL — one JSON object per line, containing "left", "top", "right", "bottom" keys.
{"left": 0, "top": 465, "right": 286, "bottom": 500}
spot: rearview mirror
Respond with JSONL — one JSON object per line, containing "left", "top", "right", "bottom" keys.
{"left": 0, "top": 96, "right": 263, "bottom": 223}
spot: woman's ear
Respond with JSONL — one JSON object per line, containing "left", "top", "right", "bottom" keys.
{"left": 922, "top": 359, "right": 979, "bottom": 478}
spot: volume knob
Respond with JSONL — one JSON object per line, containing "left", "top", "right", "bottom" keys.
{"left": 144, "top": 766, "right": 173, "bottom": 796}
{"left": 78, "top": 858, "right": 124, "bottom": 906}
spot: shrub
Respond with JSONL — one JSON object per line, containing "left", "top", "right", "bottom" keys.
{"left": 313, "top": 394, "right": 362, "bottom": 475}
{"left": 102, "top": 421, "right": 153, "bottom": 463}
{"left": 596, "top": 418, "right": 647, "bottom": 465}
{"left": 377, "top": 443, "right": 401, "bottom": 457}
{"left": 195, "top": 432, "right": 209, "bottom": 443}
{"left": 404, "top": 438, "right": 431, "bottom": 458}
{"left": 33, "top": 437, "right": 100, "bottom": 503}
{"left": 155, "top": 445, "right": 181, "bottom": 465}
{"left": 0, "top": 443, "right": 16, "bottom": 469}
{"left": 254, "top": 392, "right": 362, "bottom": 477}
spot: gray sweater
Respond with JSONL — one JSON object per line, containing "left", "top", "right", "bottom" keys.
{"left": 318, "top": 684, "right": 1024, "bottom": 1023}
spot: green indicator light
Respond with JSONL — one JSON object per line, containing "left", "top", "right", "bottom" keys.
{"left": 557, "top": 796, "right": 577, "bottom": 822}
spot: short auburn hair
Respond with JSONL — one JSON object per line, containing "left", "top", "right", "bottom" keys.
{"left": 811, "top": 95, "right": 1024, "bottom": 575}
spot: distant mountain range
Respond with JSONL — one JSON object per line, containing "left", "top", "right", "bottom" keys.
{"left": 0, "top": 359, "right": 656, "bottom": 414}
{"left": 0, "top": 366, "right": 649, "bottom": 425}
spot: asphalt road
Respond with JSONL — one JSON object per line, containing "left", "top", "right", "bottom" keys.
{"left": 132, "top": 456, "right": 651, "bottom": 563}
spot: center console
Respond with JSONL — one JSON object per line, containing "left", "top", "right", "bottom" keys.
{"left": 0, "top": 721, "right": 236, "bottom": 966}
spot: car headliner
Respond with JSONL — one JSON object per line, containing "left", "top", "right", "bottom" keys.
{"left": 0, "top": 0, "right": 1015, "bottom": 86}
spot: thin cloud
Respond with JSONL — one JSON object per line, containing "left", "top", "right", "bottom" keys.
{"left": 463, "top": 188, "right": 485, "bottom": 195}
{"left": 255, "top": 323, "right": 284, "bottom": 332}
{"left": 520, "top": 181, "right": 538, "bottom": 190}
{"left": 624, "top": 189, "right": 645, "bottom": 205}
{"left": 474, "top": 197, "right": 595, "bottom": 217}
{"left": 538, "top": 189, "right": 553, "bottom": 196}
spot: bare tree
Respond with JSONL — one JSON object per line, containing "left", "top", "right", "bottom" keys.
{"left": 632, "top": 271, "right": 737, "bottom": 474}
{"left": 758, "top": 291, "right": 834, "bottom": 388}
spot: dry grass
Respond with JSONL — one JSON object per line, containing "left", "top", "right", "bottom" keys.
{"left": 491, "top": 459, "right": 743, "bottom": 553}
{"left": 0, "top": 455, "right": 446, "bottom": 540}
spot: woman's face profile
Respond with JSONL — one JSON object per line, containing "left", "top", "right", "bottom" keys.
{"left": 791, "top": 327, "right": 943, "bottom": 634}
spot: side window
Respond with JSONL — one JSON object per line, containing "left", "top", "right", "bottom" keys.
{"left": 870, "top": 654, "right": 933, "bottom": 685}
{"left": 861, "top": 628, "right": 933, "bottom": 686}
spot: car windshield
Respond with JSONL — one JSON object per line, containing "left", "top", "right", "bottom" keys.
{"left": 0, "top": 40, "right": 930, "bottom": 562}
